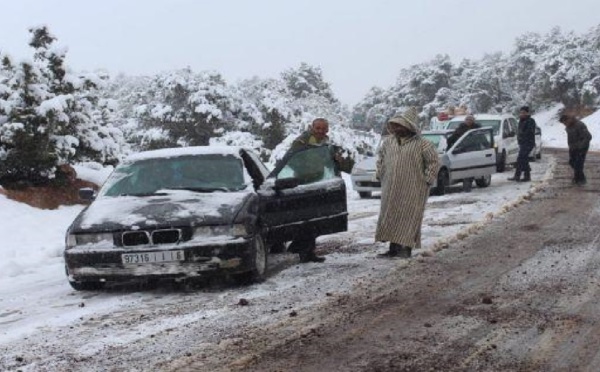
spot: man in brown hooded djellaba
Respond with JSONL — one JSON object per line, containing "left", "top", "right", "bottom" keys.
{"left": 375, "top": 107, "right": 440, "bottom": 258}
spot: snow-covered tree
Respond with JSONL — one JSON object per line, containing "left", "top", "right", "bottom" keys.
{"left": 282, "top": 63, "right": 337, "bottom": 103}
{"left": 0, "top": 26, "right": 126, "bottom": 185}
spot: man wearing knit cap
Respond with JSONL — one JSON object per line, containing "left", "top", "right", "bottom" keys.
{"left": 375, "top": 107, "right": 440, "bottom": 258}
{"left": 508, "top": 106, "right": 537, "bottom": 182}
{"left": 559, "top": 113, "right": 592, "bottom": 185}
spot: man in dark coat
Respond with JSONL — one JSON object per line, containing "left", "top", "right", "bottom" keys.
{"left": 447, "top": 115, "right": 481, "bottom": 191}
{"left": 283, "top": 118, "right": 354, "bottom": 263}
{"left": 509, "top": 106, "right": 537, "bottom": 182}
{"left": 559, "top": 114, "right": 593, "bottom": 185}
{"left": 446, "top": 115, "right": 481, "bottom": 148}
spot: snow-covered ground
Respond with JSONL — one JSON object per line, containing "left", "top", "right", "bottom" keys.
{"left": 0, "top": 105, "right": 597, "bottom": 371}
{"left": 0, "top": 157, "right": 555, "bottom": 371}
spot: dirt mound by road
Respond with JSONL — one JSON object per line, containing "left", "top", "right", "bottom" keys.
{"left": 0, "top": 165, "right": 98, "bottom": 209}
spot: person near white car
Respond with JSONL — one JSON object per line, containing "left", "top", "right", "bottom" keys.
{"left": 375, "top": 107, "right": 439, "bottom": 259}
{"left": 447, "top": 114, "right": 481, "bottom": 192}
{"left": 508, "top": 106, "right": 537, "bottom": 182}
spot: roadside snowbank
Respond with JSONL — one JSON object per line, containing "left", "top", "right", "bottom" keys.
{"left": 534, "top": 104, "right": 600, "bottom": 150}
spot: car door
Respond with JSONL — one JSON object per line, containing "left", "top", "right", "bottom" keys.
{"left": 446, "top": 128, "right": 497, "bottom": 181}
{"left": 257, "top": 145, "right": 348, "bottom": 244}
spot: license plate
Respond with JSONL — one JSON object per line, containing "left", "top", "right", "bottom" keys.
{"left": 121, "top": 250, "right": 185, "bottom": 265}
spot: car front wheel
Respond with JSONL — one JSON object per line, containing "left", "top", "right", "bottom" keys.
{"left": 475, "top": 174, "right": 492, "bottom": 188}
{"left": 234, "top": 235, "right": 267, "bottom": 285}
{"left": 497, "top": 150, "right": 507, "bottom": 172}
{"left": 433, "top": 169, "right": 449, "bottom": 196}
{"left": 358, "top": 191, "right": 371, "bottom": 199}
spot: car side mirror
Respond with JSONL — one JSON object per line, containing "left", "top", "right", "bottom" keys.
{"left": 274, "top": 177, "right": 300, "bottom": 191}
{"left": 79, "top": 187, "right": 95, "bottom": 201}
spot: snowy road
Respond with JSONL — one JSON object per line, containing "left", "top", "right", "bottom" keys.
{"left": 0, "top": 158, "right": 553, "bottom": 371}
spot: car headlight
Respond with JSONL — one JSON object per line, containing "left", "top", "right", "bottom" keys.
{"left": 66, "top": 233, "right": 113, "bottom": 249}
{"left": 193, "top": 224, "right": 248, "bottom": 238}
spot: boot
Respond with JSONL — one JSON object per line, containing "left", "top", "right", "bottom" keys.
{"left": 377, "top": 243, "right": 400, "bottom": 258}
{"left": 397, "top": 246, "right": 412, "bottom": 259}
{"left": 520, "top": 171, "right": 531, "bottom": 182}
{"left": 299, "top": 250, "right": 325, "bottom": 263}
{"left": 508, "top": 170, "right": 521, "bottom": 181}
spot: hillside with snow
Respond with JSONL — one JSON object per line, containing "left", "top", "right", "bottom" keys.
{"left": 534, "top": 105, "right": 600, "bottom": 150}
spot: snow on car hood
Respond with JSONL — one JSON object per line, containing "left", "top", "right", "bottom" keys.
{"left": 71, "top": 189, "right": 254, "bottom": 232}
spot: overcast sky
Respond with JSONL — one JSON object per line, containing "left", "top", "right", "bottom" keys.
{"left": 1, "top": 0, "right": 599, "bottom": 105}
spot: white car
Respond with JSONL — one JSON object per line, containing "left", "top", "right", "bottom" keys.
{"left": 531, "top": 125, "right": 542, "bottom": 160}
{"left": 351, "top": 128, "right": 497, "bottom": 198}
{"left": 445, "top": 114, "right": 519, "bottom": 172}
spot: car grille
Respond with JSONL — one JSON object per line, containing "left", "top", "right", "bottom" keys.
{"left": 121, "top": 229, "right": 181, "bottom": 247}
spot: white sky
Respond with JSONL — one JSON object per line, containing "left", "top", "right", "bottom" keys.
{"left": 1, "top": 0, "right": 599, "bottom": 105}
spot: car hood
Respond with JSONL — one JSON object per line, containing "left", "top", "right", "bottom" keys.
{"left": 353, "top": 156, "right": 377, "bottom": 173}
{"left": 70, "top": 190, "right": 254, "bottom": 233}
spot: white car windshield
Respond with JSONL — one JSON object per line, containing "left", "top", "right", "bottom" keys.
{"left": 100, "top": 154, "right": 247, "bottom": 197}
{"left": 447, "top": 120, "right": 501, "bottom": 135}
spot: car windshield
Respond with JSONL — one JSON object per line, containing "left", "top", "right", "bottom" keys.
{"left": 100, "top": 154, "right": 247, "bottom": 197}
{"left": 422, "top": 133, "right": 448, "bottom": 153}
{"left": 447, "top": 120, "right": 502, "bottom": 135}
{"left": 274, "top": 145, "right": 337, "bottom": 185}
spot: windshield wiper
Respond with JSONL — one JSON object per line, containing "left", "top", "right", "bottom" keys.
{"left": 164, "top": 186, "right": 232, "bottom": 193}
{"left": 120, "top": 192, "right": 168, "bottom": 197}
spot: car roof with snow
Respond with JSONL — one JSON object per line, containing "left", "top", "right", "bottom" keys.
{"left": 124, "top": 146, "right": 248, "bottom": 163}
{"left": 422, "top": 129, "right": 453, "bottom": 135}
{"left": 448, "top": 114, "right": 514, "bottom": 122}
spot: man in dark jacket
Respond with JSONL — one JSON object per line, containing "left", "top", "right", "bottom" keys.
{"left": 283, "top": 118, "right": 354, "bottom": 263}
{"left": 509, "top": 106, "right": 537, "bottom": 182}
{"left": 559, "top": 114, "right": 592, "bottom": 185}
{"left": 446, "top": 115, "right": 481, "bottom": 149}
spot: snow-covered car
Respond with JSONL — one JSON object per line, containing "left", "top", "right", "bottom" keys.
{"left": 445, "top": 114, "right": 519, "bottom": 172}
{"left": 64, "top": 145, "right": 348, "bottom": 290}
{"left": 351, "top": 128, "right": 497, "bottom": 197}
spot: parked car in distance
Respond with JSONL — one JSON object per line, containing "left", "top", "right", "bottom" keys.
{"left": 445, "top": 114, "right": 519, "bottom": 172}
{"left": 64, "top": 145, "right": 348, "bottom": 290}
{"left": 531, "top": 125, "right": 542, "bottom": 160}
{"left": 350, "top": 128, "right": 497, "bottom": 198}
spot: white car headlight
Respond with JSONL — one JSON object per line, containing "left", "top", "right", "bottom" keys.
{"left": 66, "top": 233, "right": 113, "bottom": 249}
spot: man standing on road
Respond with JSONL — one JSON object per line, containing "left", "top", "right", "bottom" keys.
{"left": 284, "top": 118, "right": 354, "bottom": 263}
{"left": 509, "top": 106, "right": 537, "bottom": 182}
{"left": 447, "top": 114, "right": 481, "bottom": 191}
{"left": 375, "top": 107, "right": 439, "bottom": 258}
{"left": 559, "top": 113, "right": 592, "bottom": 185}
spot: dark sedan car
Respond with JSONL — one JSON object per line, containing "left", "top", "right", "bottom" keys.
{"left": 64, "top": 145, "right": 348, "bottom": 290}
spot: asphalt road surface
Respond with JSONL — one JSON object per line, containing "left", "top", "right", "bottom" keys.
{"left": 180, "top": 149, "right": 600, "bottom": 372}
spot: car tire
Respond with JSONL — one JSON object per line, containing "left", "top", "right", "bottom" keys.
{"left": 433, "top": 169, "right": 449, "bottom": 196}
{"left": 358, "top": 191, "right": 371, "bottom": 199}
{"left": 536, "top": 150, "right": 542, "bottom": 160}
{"left": 496, "top": 150, "right": 507, "bottom": 172}
{"left": 475, "top": 174, "right": 492, "bottom": 188}
{"left": 68, "top": 279, "right": 105, "bottom": 291}
{"left": 233, "top": 235, "right": 268, "bottom": 285}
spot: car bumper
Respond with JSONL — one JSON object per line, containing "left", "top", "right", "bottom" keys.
{"left": 351, "top": 173, "right": 381, "bottom": 192}
{"left": 64, "top": 237, "right": 254, "bottom": 283}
